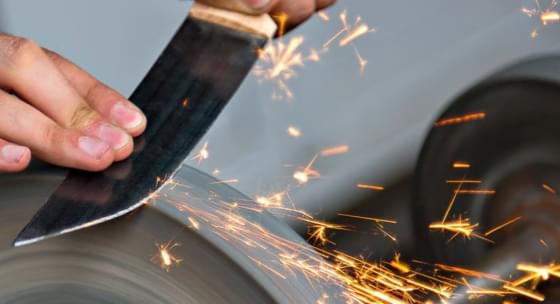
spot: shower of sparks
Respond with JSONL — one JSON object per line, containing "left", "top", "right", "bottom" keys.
{"left": 300, "top": 218, "right": 349, "bottom": 246}
{"left": 434, "top": 112, "right": 486, "bottom": 127}
{"left": 522, "top": 0, "right": 560, "bottom": 38}
{"left": 191, "top": 141, "right": 209, "bottom": 163}
{"left": 429, "top": 218, "right": 492, "bottom": 242}
{"left": 254, "top": 35, "right": 312, "bottom": 100}
{"left": 287, "top": 126, "right": 303, "bottom": 138}
{"left": 320, "top": 145, "right": 350, "bottom": 157}
{"left": 151, "top": 241, "right": 182, "bottom": 272}
{"left": 429, "top": 182, "right": 492, "bottom": 242}
{"left": 453, "top": 161, "right": 471, "bottom": 169}
{"left": 356, "top": 183, "right": 385, "bottom": 191}
{"left": 323, "top": 10, "right": 376, "bottom": 74}
{"left": 484, "top": 216, "right": 522, "bottom": 237}
{"left": 151, "top": 173, "right": 560, "bottom": 302}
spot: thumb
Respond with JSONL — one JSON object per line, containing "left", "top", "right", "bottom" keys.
{"left": 195, "top": 0, "right": 278, "bottom": 15}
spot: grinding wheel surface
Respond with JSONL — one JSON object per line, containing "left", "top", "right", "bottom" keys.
{"left": 0, "top": 164, "right": 341, "bottom": 303}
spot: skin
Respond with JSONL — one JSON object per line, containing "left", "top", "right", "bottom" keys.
{"left": 0, "top": 0, "right": 335, "bottom": 173}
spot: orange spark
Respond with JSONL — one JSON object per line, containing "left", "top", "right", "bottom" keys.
{"left": 541, "top": 10, "right": 560, "bottom": 24}
{"left": 320, "top": 145, "right": 350, "bottom": 157}
{"left": 484, "top": 216, "right": 521, "bottom": 237}
{"left": 356, "top": 183, "right": 385, "bottom": 191}
{"left": 453, "top": 161, "right": 471, "bottom": 169}
{"left": 446, "top": 179, "right": 481, "bottom": 184}
{"left": 293, "top": 154, "right": 320, "bottom": 184}
{"left": 152, "top": 242, "right": 182, "bottom": 272}
{"left": 434, "top": 112, "right": 486, "bottom": 127}
{"left": 503, "top": 284, "right": 545, "bottom": 302}
{"left": 543, "top": 183, "right": 557, "bottom": 194}
{"left": 181, "top": 98, "right": 189, "bottom": 108}
{"left": 455, "top": 189, "right": 496, "bottom": 195}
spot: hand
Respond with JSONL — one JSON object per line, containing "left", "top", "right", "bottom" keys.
{"left": 0, "top": 33, "right": 147, "bottom": 173}
{"left": 198, "top": 0, "right": 336, "bottom": 32}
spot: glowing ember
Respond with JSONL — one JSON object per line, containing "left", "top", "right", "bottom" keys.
{"left": 452, "top": 161, "right": 471, "bottom": 169}
{"left": 356, "top": 183, "right": 385, "bottom": 191}
{"left": 287, "top": 126, "right": 302, "bottom": 138}
{"left": 522, "top": 0, "right": 560, "bottom": 37}
{"left": 152, "top": 242, "right": 182, "bottom": 272}
{"left": 293, "top": 154, "right": 320, "bottom": 184}
{"left": 434, "top": 112, "right": 486, "bottom": 127}
{"left": 543, "top": 183, "right": 557, "bottom": 194}
{"left": 320, "top": 145, "right": 350, "bottom": 157}
{"left": 191, "top": 141, "right": 209, "bottom": 163}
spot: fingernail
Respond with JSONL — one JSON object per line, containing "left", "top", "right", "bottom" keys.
{"left": 1, "top": 144, "right": 27, "bottom": 163}
{"left": 78, "top": 136, "right": 110, "bottom": 159}
{"left": 243, "top": 0, "right": 271, "bottom": 9}
{"left": 96, "top": 123, "right": 130, "bottom": 150}
{"left": 110, "top": 102, "right": 144, "bottom": 130}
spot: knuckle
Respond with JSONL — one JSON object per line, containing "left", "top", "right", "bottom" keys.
{"left": 0, "top": 35, "right": 41, "bottom": 68}
{"left": 42, "top": 124, "right": 65, "bottom": 151}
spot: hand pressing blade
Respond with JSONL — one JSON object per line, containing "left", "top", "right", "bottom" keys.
{"left": 13, "top": 3, "right": 276, "bottom": 247}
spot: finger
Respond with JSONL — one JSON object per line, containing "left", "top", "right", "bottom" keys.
{"left": 44, "top": 49, "right": 146, "bottom": 137}
{"left": 195, "top": 0, "right": 279, "bottom": 15}
{"left": 0, "top": 34, "right": 133, "bottom": 160}
{"left": 270, "top": 1, "right": 317, "bottom": 30}
{"left": 316, "top": 0, "right": 336, "bottom": 10}
{"left": 0, "top": 91, "right": 114, "bottom": 171}
{"left": 0, "top": 139, "right": 31, "bottom": 173}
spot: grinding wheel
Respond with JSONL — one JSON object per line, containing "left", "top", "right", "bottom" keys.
{"left": 414, "top": 56, "right": 560, "bottom": 302}
{"left": 0, "top": 163, "right": 343, "bottom": 303}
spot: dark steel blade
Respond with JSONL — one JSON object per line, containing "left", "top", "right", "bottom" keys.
{"left": 13, "top": 16, "right": 268, "bottom": 247}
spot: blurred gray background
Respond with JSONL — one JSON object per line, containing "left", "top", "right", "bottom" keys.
{"left": 1, "top": 0, "right": 560, "bottom": 222}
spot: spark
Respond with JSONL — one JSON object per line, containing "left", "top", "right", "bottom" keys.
{"left": 446, "top": 179, "right": 481, "bottom": 184}
{"left": 317, "top": 11, "right": 330, "bottom": 21}
{"left": 323, "top": 10, "right": 375, "bottom": 73}
{"left": 254, "top": 36, "right": 313, "bottom": 100}
{"left": 293, "top": 154, "right": 320, "bottom": 184}
{"left": 212, "top": 169, "right": 220, "bottom": 176}
{"left": 390, "top": 254, "right": 411, "bottom": 273}
{"left": 181, "top": 98, "right": 189, "bottom": 108}
{"left": 287, "top": 126, "right": 303, "bottom": 138}
{"left": 152, "top": 241, "right": 182, "bottom": 272}
{"left": 503, "top": 284, "right": 545, "bottom": 302}
{"left": 434, "top": 112, "right": 486, "bottom": 127}
{"left": 453, "top": 161, "right": 471, "bottom": 169}
{"left": 356, "top": 183, "right": 385, "bottom": 191}
{"left": 429, "top": 218, "right": 492, "bottom": 242}
{"left": 191, "top": 141, "right": 209, "bottom": 163}
{"left": 320, "top": 145, "right": 350, "bottom": 157}
{"left": 484, "top": 216, "right": 522, "bottom": 237}
{"left": 301, "top": 218, "right": 348, "bottom": 246}
{"left": 522, "top": 0, "right": 560, "bottom": 37}
{"left": 188, "top": 216, "right": 200, "bottom": 230}
{"left": 543, "top": 183, "right": 557, "bottom": 194}
{"left": 454, "top": 189, "right": 496, "bottom": 195}
{"left": 338, "top": 213, "right": 397, "bottom": 224}
{"left": 209, "top": 179, "right": 239, "bottom": 185}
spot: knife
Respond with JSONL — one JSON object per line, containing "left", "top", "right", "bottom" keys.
{"left": 13, "top": 3, "right": 277, "bottom": 247}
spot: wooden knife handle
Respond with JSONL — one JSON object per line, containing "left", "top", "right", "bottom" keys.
{"left": 189, "top": 3, "right": 277, "bottom": 39}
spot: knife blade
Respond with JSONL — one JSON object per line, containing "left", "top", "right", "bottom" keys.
{"left": 13, "top": 3, "right": 276, "bottom": 247}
